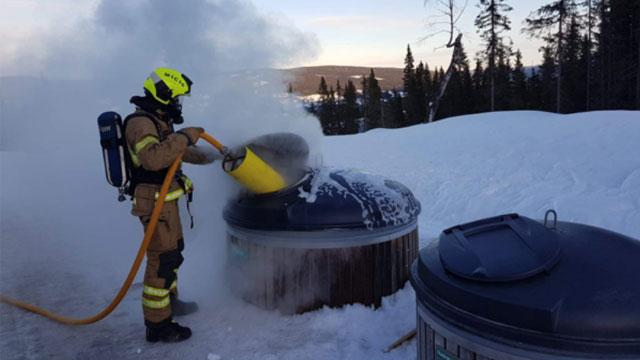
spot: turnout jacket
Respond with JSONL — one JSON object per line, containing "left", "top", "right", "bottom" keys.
{"left": 124, "top": 109, "right": 208, "bottom": 216}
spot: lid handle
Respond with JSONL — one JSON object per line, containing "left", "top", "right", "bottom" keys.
{"left": 544, "top": 209, "right": 558, "bottom": 230}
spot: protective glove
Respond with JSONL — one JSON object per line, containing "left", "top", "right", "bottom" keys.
{"left": 197, "top": 145, "right": 224, "bottom": 164}
{"left": 177, "top": 127, "right": 204, "bottom": 146}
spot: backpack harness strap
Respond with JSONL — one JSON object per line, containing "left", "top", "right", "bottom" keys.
{"left": 124, "top": 110, "right": 195, "bottom": 228}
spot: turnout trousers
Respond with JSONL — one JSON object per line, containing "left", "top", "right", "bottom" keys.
{"left": 133, "top": 183, "right": 185, "bottom": 324}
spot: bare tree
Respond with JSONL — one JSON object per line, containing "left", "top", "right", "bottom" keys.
{"left": 422, "top": 0, "right": 468, "bottom": 122}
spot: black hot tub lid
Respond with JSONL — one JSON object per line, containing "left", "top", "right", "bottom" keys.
{"left": 223, "top": 168, "right": 421, "bottom": 231}
{"left": 439, "top": 213, "right": 561, "bottom": 282}
{"left": 411, "top": 213, "right": 640, "bottom": 356}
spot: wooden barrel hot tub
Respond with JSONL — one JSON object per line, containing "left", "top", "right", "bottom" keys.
{"left": 224, "top": 168, "right": 421, "bottom": 314}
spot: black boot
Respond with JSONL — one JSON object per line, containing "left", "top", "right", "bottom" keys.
{"left": 170, "top": 294, "right": 199, "bottom": 316}
{"left": 145, "top": 318, "right": 192, "bottom": 343}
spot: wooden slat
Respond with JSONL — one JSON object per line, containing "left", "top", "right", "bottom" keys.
{"left": 445, "top": 338, "right": 460, "bottom": 356}
{"left": 426, "top": 323, "right": 435, "bottom": 360}
{"left": 229, "top": 229, "right": 418, "bottom": 313}
{"left": 459, "top": 347, "right": 475, "bottom": 360}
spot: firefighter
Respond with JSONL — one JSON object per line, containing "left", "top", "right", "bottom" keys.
{"left": 124, "top": 68, "right": 217, "bottom": 343}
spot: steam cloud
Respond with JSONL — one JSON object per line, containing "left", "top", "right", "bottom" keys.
{"left": 1, "top": 0, "right": 322, "bottom": 309}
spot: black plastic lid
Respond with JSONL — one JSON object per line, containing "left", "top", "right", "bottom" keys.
{"left": 223, "top": 168, "right": 421, "bottom": 231}
{"left": 439, "top": 214, "right": 561, "bottom": 282}
{"left": 411, "top": 215, "right": 640, "bottom": 357}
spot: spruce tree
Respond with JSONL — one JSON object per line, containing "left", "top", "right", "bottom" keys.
{"left": 578, "top": 34, "right": 592, "bottom": 110}
{"left": 364, "top": 69, "right": 383, "bottom": 128}
{"left": 540, "top": 46, "right": 557, "bottom": 112}
{"left": 511, "top": 50, "right": 528, "bottom": 109}
{"left": 334, "top": 80, "right": 345, "bottom": 133}
{"left": 593, "top": 0, "right": 611, "bottom": 109}
{"left": 317, "top": 77, "right": 337, "bottom": 135}
{"left": 475, "top": 0, "right": 513, "bottom": 111}
{"left": 563, "top": 15, "right": 585, "bottom": 112}
{"left": 527, "top": 68, "right": 544, "bottom": 110}
{"left": 604, "top": 0, "right": 640, "bottom": 109}
{"left": 423, "top": 62, "right": 433, "bottom": 105}
{"left": 472, "top": 59, "right": 487, "bottom": 113}
{"left": 495, "top": 49, "right": 513, "bottom": 110}
{"left": 391, "top": 89, "right": 405, "bottom": 128}
{"left": 403, "top": 45, "right": 418, "bottom": 123}
{"left": 343, "top": 80, "right": 360, "bottom": 134}
{"left": 525, "top": 0, "right": 580, "bottom": 113}
{"left": 415, "top": 62, "right": 427, "bottom": 122}
{"left": 439, "top": 43, "right": 472, "bottom": 118}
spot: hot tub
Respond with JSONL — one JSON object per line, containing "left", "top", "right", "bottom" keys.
{"left": 224, "top": 168, "right": 421, "bottom": 314}
{"left": 410, "top": 212, "right": 640, "bottom": 359}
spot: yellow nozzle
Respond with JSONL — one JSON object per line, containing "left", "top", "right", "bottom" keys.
{"left": 200, "top": 132, "right": 287, "bottom": 194}
{"left": 226, "top": 147, "right": 286, "bottom": 194}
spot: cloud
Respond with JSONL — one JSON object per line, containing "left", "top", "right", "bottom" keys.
{"left": 308, "top": 15, "right": 423, "bottom": 31}
{"left": 2, "top": 0, "right": 319, "bottom": 79}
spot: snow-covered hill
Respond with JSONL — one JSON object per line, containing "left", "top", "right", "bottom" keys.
{"left": 1, "top": 110, "right": 639, "bottom": 359}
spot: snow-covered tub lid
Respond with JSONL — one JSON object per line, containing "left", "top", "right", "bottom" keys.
{"left": 223, "top": 168, "right": 421, "bottom": 232}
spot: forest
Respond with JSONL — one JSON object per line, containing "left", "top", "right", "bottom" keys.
{"left": 309, "top": 0, "right": 640, "bottom": 135}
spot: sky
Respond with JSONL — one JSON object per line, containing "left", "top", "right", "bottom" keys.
{"left": 0, "top": 0, "right": 549, "bottom": 74}
{"left": 253, "top": 0, "right": 549, "bottom": 68}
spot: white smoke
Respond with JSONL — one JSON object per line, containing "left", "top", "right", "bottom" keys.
{"left": 0, "top": 0, "right": 322, "bottom": 313}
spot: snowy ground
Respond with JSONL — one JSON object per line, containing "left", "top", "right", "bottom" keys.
{"left": 1, "top": 110, "right": 639, "bottom": 359}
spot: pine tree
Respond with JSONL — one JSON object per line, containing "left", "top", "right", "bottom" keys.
{"left": 287, "top": 83, "right": 294, "bottom": 94}
{"left": 475, "top": 0, "right": 513, "bottom": 111}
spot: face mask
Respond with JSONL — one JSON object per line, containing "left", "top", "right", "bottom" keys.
{"left": 167, "top": 97, "right": 184, "bottom": 124}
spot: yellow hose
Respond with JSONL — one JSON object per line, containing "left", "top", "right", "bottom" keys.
{"left": 0, "top": 131, "right": 285, "bottom": 325}
{"left": 0, "top": 131, "right": 218, "bottom": 324}
{"left": 0, "top": 150, "right": 183, "bottom": 324}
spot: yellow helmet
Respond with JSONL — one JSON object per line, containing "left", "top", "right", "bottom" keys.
{"left": 143, "top": 68, "right": 193, "bottom": 105}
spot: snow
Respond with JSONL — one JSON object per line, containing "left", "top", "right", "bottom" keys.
{"left": 296, "top": 168, "right": 420, "bottom": 229}
{"left": 2, "top": 109, "right": 639, "bottom": 359}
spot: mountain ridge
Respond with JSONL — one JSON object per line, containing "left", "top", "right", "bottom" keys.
{"left": 280, "top": 65, "right": 404, "bottom": 95}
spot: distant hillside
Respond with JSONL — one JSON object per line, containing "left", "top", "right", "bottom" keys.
{"left": 281, "top": 66, "right": 404, "bottom": 96}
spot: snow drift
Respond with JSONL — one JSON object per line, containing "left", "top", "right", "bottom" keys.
{"left": 2, "top": 110, "right": 640, "bottom": 359}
